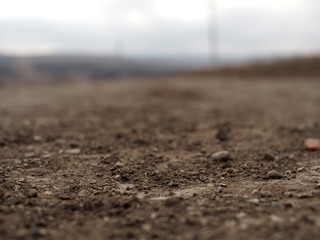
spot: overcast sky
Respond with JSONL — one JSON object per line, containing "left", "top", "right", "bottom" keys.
{"left": 0, "top": 0, "right": 319, "bottom": 60}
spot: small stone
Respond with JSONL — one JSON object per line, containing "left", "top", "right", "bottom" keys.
{"left": 271, "top": 201, "right": 280, "bottom": 208}
{"left": 236, "top": 212, "right": 246, "bottom": 219}
{"left": 266, "top": 170, "right": 283, "bottom": 179}
{"left": 115, "top": 161, "right": 124, "bottom": 167}
{"left": 0, "top": 189, "right": 5, "bottom": 199}
{"left": 65, "top": 149, "right": 81, "bottom": 154}
{"left": 284, "top": 201, "right": 294, "bottom": 208}
{"left": 216, "top": 128, "right": 229, "bottom": 141}
{"left": 304, "top": 138, "right": 320, "bottom": 150}
{"left": 284, "top": 191, "right": 292, "bottom": 198}
{"left": 285, "top": 170, "right": 292, "bottom": 175}
{"left": 33, "top": 135, "right": 42, "bottom": 141}
{"left": 270, "top": 215, "right": 283, "bottom": 223}
{"left": 114, "top": 175, "right": 121, "bottom": 181}
{"left": 311, "top": 166, "right": 320, "bottom": 171}
{"left": 296, "top": 192, "right": 313, "bottom": 198}
{"left": 249, "top": 198, "right": 259, "bottom": 205}
{"left": 78, "top": 190, "right": 89, "bottom": 197}
{"left": 25, "top": 152, "right": 35, "bottom": 158}
{"left": 263, "top": 153, "right": 275, "bottom": 161}
{"left": 297, "top": 167, "right": 305, "bottom": 172}
{"left": 164, "top": 196, "right": 182, "bottom": 207}
{"left": 14, "top": 159, "right": 22, "bottom": 165}
{"left": 25, "top": 189, "right": 38, "bottom": 198}
{"left": 212, "top": 151, "right": 231, "bottom": 162}
{"left": 315, "top": 183, "right": 320, "bottom": 189}
{"left": 260, "top": 190, "right": 272, "bottom": 198}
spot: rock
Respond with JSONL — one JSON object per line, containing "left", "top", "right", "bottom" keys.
{"left": 304, "top": 138, "right": 320, "bottom": 150}
{"left": 284, "top": 201, "right": 294, "bottom": 208}
{"left": 216, "top": 128, "right": 229, "bottom": 141}
{"left": 271, "top": 201, "right": 280, "bottom": 208}
{"left": 263, "top": 153, "right": 275, "bottom": 161}
{"left": 0, "top": 189, "right": 5, "bottom": 199}
{"left": 25, "top": 189, "right": 38, "bottom": 198}
{"left": 315, "top": 183, "right": 320, "bottom": 189}
{"left": 297, "top": 167, "right": 305, "bottom": 172}
{"left": 212, "top": 151, "right": 231, "bottom": 162}
{"left": 311, "top": 166, "right": 320, "bottom": 171}
{"left": 65, "top": 149, "right": 81, "bottom": 154}
{"left": 78, "top": 190, "right": 89, "bottom": 197}
{"left": 249, "top": 198, "right": 259, "bottom": 205}
{"left": 260, "top": 190, "right": 272, "bottom": 198}
{"left": 114, "top": 175, "right": 121, "bottom": 181}
{"left": 284, "top": 191, "right": 292, "bottom": 198}
{"left": 266, "top": 170, "right": 283, "bottom": 179}
{"left": 296, "top": 192, "right": 313, "bottom": 198}
{"left": 164, "top": 196, "right": 182, "bottom": 207}
{"left": 33, "top": 135, "right": 42, "bottom": 141}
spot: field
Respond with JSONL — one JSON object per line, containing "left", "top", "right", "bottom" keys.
{"left": 1, "top": 59, "right": 320, "bottom": 239}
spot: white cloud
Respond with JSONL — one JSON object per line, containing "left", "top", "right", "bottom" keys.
{"left": 0, "top": 0, "right": 319, "bottom": 58}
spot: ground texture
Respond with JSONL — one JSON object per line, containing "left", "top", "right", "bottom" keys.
{"left": 0, "top": 76, "right": 320, "bottom": 240}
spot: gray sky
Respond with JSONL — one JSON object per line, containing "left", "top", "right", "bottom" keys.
{"left": 0, "top": 0, "right": 319, "bottom": 59}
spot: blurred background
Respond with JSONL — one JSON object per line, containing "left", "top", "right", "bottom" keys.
{"left": 0, "top": 0, "right": 319, "bottom": 82}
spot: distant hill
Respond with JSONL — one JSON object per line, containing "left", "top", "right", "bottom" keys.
{"left": 0, "top": 55, "right": 194, "bottom": 82}
{"left": 188, "top": 56, "right": 320, "bottom": 78}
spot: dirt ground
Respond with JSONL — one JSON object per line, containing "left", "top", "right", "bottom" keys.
{"left": 0, "top": 75, "right": 320, "bottom": 240}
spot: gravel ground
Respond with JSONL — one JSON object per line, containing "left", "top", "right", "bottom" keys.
{"left": 0, "top": 76, "right": 320, "bottom": 240}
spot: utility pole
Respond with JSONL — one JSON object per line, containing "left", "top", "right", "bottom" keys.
{"left": 207, "top": 0, "right": 220, "bottom": 68}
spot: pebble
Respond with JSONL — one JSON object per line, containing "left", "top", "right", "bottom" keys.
{"left": 24, "top": 189, "right": 38, "bottom": 198}
{"left": 266, "top": 170, "right": 283, "bottom": 179}
{"left": 164, "top": 196, "right": 182, "bottom": 207}
{"left": 216, "top": 128, "right": 229, "bottom": 141}
{"left": 0, "top": 189, "right": 5, "bottom": 199}
{"left": 212, "top": 151, "right": 231, "bottom": 162}
{"left": 284, "top": 191, "right": 292, "bottom": 198}
{"left": 296, "top": 192, "right": 313, "bottom": 198}
{"left": 249, "top": 198, "right": 259, "bottom": 205}
{"left": 304, "top": 138, "right": 320, "bottom": 150}
{"left": 65, "top": 149, "right": 81, "bottom": 154}
{"left": 33, "top": 135, "right": 42, "bottom": 141}
{"left": 315, "top": 183, "right": 320, "bottom": 189}
{"left": 311, "top": 166, "right": 320, "bottom": 171}
{"left": 284, "top": 201, "right": 294, "bottom": 208}
{"left": 271, "top": 201, "right": 280, "bottom": 208}
{"left": 78, "top": 190, "right": 89, "bottom": 197}
{"left": 263, "top": 153, "right": 275, "bottom": 161}
{"left": 114, "top": 175, "right": 121, "bottom": 181}
{"left": 260, "top": 190, "right": 272, "bottom": 198}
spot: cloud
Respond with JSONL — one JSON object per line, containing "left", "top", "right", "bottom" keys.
{"left": 0, "top": 0, "right": 319, "bottom": 58}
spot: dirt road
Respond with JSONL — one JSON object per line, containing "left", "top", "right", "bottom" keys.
{"left": 1, "top": 76, "right": 320, "bottom": 239}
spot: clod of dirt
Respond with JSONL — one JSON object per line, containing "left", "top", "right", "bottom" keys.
{"left": 304, "top": 138, "right": 320, "bottom": 150}
{"left": 263, "top": 153, "right": 276, "bottom": 161}
{"left": 212, "top": 151, "right": 231, "bottom": 162}
{"left": 216, "top": 127, "right": 229, "bottom": 141}
{"left": 24, "top": 189, "right": 38, "bottom": 198}
{"left": 266, "top": 170, "right": 284, "bottom": 179}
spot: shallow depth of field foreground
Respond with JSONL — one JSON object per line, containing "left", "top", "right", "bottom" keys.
{"left": 1, "top": 71, "right": 320, "bottom": 239}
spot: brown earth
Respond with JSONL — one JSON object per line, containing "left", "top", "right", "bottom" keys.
{"left": 0, "top": 75, "right": 320, "bottom": 240}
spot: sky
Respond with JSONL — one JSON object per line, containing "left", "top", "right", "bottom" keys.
{"left": 0, "top": 0, "right": 319, "bottom": 60}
